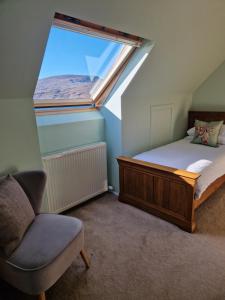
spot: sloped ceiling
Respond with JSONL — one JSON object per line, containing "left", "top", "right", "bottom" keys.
{"left": 0, "top": 0, "right": 225, "bottom": 99}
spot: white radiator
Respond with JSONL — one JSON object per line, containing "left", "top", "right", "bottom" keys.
{"left": 41, "top": 142, "right": 108, "bottom": 213}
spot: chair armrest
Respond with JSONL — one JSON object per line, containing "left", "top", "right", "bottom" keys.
{"left": 13, "top": 171, "right": 46, "bottom": 214}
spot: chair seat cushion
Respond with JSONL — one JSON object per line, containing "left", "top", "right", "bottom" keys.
{"left": 0, "top": 214, "right": 84, "bottom": 295}
{"left": 7, "top": 214, "right": 83, "bottom": 270}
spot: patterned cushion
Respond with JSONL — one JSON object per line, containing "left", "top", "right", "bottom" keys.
{"left": 192, "top": 120, "right": 223, "bottom": 147}
{"left": 0, "top": 175, "right": 35, "bottom": 257}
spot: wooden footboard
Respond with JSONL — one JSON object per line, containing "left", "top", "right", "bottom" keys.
{"left": 117, "top": 156, "right": 200, "bottom": 232}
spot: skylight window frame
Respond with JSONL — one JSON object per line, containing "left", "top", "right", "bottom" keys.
{"left": 33, "top": 13, "right": 143, "bottom": 112}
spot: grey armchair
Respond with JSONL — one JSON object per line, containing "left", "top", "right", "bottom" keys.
{"left": 0, "top": 170, "right": 90, "bottom": 300}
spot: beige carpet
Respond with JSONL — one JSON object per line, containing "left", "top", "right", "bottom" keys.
{"left": 2, "top": 188, "right": 225, "bottom": 300}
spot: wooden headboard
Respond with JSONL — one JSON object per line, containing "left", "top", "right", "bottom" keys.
{"left": 188, "top": 111, "right": 225, "bottom": 129}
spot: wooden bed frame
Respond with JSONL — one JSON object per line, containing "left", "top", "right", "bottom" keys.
{"left": 117, "top": 111, "right": 225, "bottom": 232}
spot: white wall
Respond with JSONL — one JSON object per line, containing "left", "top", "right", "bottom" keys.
{"left": 0, "top": 98, "right": 42, "bottom": 174}
{"left": 192, "top": 59, "right": 225, "bottom": 111}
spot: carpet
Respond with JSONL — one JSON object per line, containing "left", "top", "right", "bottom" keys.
{"left": 1, "top": 187, "right": 225, "bottom": 300}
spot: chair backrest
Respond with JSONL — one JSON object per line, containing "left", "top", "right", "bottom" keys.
{"left": 13, "top": 171, "right": 46, "bottom": 214}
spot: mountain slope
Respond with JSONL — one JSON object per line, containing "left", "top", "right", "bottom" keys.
{"left": 33, "top": 75, "right": 99, "bottom": 101}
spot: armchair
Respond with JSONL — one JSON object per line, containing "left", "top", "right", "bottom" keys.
{"left": 0, "top": 170, "right": 90, "bottom": 300}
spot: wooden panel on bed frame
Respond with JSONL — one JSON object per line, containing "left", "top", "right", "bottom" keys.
{"left": 117, "top": 111, "right": 225, "bottom": 233}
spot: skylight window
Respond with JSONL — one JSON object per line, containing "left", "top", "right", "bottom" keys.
{"left": 33, "top": 13, "right": 142, "bottom": 109}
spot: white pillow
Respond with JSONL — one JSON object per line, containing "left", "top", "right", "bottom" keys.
{"left": 218, "top": 136, "right": 225, "bottom": 145}
{"left": 219, "top": 124, "right": 225, "bottom": 137}
{"left": 187, "top": 127, "right": 195, "bottom": 136}
{"left": 187, "top": 125, "right": 225, "bottom": 144}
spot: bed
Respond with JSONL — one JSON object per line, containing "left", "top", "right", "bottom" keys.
{"left": 117, "top": 111, "right": 225, "bottom": 232}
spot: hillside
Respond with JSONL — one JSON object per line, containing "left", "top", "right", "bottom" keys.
{"left": 33, "top": 75, "right": 99, "bottom": 101}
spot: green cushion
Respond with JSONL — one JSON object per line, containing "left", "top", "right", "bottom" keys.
{"left": 192, "top": 120, "right": 223, "bottom": 147}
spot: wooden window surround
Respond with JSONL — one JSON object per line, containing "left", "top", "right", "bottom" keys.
{"left": 33, "top": 13, "right": 143, "bottom": 114}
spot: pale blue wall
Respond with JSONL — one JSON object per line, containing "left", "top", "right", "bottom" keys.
{"left": 100, "top": 107, "right": 122, "bottom": 192}
{"left": 36, "top": 111, "right": 104, "bottom": 156}
{"left": 101, "top": 41, "right": 154, "bottom": 192}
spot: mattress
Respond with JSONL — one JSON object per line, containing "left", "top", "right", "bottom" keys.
{"left": 134, "top": 136, "right": 225, "bottom": 198}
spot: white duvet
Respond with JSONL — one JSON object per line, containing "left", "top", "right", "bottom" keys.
{"left": 134, "top": 137, "right": 225, "bottom": 198}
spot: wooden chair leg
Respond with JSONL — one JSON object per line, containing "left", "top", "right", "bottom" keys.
{"left": 38, "top": 292, "right": 46, "bottom": 300}
{"left": 80, "top": 249, "right": 90, "bottom": 268}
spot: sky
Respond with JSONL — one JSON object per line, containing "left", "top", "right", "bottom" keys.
{"left": 38, "top": 27, "right": 124, "bottom": 80}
